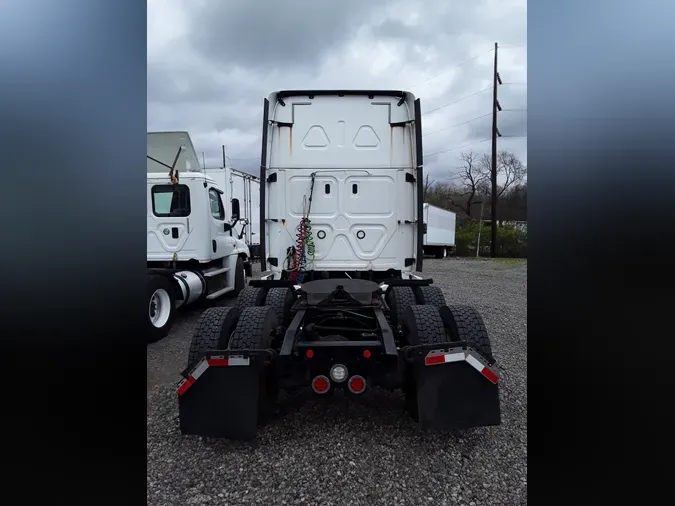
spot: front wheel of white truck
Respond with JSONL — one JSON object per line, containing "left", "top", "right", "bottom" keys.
{"left": 147, "top": 275, "right": 176, "bottom": 343}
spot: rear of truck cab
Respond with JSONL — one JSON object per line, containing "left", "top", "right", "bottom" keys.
{"left": 260, "top": 90, "right": 424, "bottom": 277}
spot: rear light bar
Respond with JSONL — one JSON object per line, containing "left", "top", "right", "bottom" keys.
{"left": 424, "top": 348, "right": 499, "bottom": 384}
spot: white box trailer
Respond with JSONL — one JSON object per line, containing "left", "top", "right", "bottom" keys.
{"left": 423, "top": 203, "right": 456, "bottom": 258}
{"left": 204, "top": 167, "right": 261, "bottom": 259}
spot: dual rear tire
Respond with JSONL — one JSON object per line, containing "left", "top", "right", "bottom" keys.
{"left": 187, "top": 305, "right": 280, "bottom": 423}
{"left": 386, "top": 283, "right": 494, "bottom": 419}
{"left": 188, "top": 286, "right": 297, "bottom": 422}
{"left": 235, "top": 286, "right": 296, "bottom": 328}
{"left": 400, "top": 303, "right": 494, "bottom": 420}
{"left": 389, "top": 284, "right": 493, "bottom": 360}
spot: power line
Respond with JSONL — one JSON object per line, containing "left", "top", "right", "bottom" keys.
{"left": 422, "top": 86, "right": 493, "bottom": 116}
{"left": 423, "top": 112, "right": 492, "bottom": 137}
{"left": 405, "top": 48, "right": 494, "bottom": 89}
{"left": 424, "top": 137, "right": 492, "bottom": 158}
{"left": 401, "top": 44, "right": 524, "bottom": 90}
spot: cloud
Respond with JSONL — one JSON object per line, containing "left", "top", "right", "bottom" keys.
{"left": 148, "top": 0, "right": 527, "bottom": 180}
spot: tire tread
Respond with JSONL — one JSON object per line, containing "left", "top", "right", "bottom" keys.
{"left": 229, "top": 306, "right": 278, "bottom": 350}
{"left": 415, "top": 285, "right": 446, "bottom": 308}
{"left": 443, "top": 304, "right": 493, "bottom": 362}
{"left": 187, "top": 307, "right": 238, "bottom": 369}
{"left": 236, "top": 286, "right": 265, "bottom": 310}
{"left": 387, "top": 286, "right": 417, "bottom": 327}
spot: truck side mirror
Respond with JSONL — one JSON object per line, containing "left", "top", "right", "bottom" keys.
{"left": 231, "top": 198, "right": 240, "bottom": 221}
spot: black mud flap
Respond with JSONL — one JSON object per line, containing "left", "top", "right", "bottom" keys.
{"left": 177, "top": 350, "right": 273, "bottom": 440}
{"left": 411, "top": 346, "right": 501, "bottom": 430}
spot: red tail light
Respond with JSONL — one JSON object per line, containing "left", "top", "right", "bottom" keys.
{"left": 311, "top": 375, "right": 330, "bottom": 394}
{"left": 348, "top": 375, "right": 366, "bottom": 394}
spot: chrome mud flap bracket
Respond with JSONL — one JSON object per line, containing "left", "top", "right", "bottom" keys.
{"left": 405, "top": 345, "right": 501, "bottom": 430}
{"left": 177, "top": 349, "right": 275, "bottom": 440}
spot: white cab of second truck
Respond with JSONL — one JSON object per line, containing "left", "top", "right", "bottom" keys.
{"left": 423, "top": 203, "right": 456, "bottom": 258}
{"left": 260, "top": 90, "right": 424, "bottom": 279}
{"left": 203, "top": 167, "right": 261, "bottom": 260}
{"left": 146, "top": 131, "right": 251, "bottom": 342}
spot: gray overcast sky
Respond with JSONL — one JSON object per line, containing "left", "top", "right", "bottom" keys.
{"left": 148, "top": 0, "right": 526, "bottom": 182}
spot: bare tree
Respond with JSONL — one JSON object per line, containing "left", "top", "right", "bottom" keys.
{"left": 478, "top": 150, "right": 527, "bottom": 199}
{"left": 496, "top": 150, "right": 527, "bottom": 198}
{"left": 453, "top": 151, "right": 489, "bottom": 217}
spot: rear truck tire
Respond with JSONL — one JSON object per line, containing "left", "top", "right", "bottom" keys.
{"left": 403, "top": 304, "right": 449, "bottom": 347}
{"left": 434, "top": 247, "right": 447, "bottom": 259}
{"left": 236, "top": 286, "right": 266, "bottom": 310}
{"left": 234, "top": 256, "right": 246, "bottom": 296}
{"left": 264, "top": 287, "right": 296, "bottom": 328}
{"left": 228, "top": 306, "right": 279, "bottom": 422}
{"left": 187, "top": 306, "right": 240, "bottom": 370}
{"left": 147, "top": 275, "right": 176, "bottom": 343}
{"left": 385, "top": 286, "right": 416, "bottom": 329}
{"left": 401, "top": 304, "right": 449, "bottom": 419}
{"left": 414, "top": 285, "right": 446, "bottom": 308}
{"left": 404, "top": 304, "right": 501, "bottom": 429}
{"left": 439, "top": 304, "right": 494, "bottom": 364}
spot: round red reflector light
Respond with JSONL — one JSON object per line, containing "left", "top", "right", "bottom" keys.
{"left": 363, "top": 349, "right": 371, "bottom": 359}
{"left": 312, "top": 375, "right": 330, "bottom": 394}
{"left": 306, "top": 349, "right": 314, "bottom": 359}
{"left": 348, "top": 375, "right": 366, "bottom": 394}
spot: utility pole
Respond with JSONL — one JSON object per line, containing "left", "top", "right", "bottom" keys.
{"left": 222, "top": 145, "right": 226, "bottom": 168}
{"left": 491, "top": 42, "right": 503, "bottom": 257}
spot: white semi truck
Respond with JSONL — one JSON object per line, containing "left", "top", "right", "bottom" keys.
{"left": 146, "top": 131, "right": 252, "bottom": 342}
{"left": 203, "top": 166, "right": 261, "bottom": 260}
{"left": 423, "top": 203, "right": 456, "bottom": 258}
{"left": 177, "top": 91, "right": 500, "bottom": 440}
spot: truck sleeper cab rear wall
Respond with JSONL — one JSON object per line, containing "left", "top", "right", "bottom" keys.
{"left": 259, "top": 90, "right": 424, "bottom": 276}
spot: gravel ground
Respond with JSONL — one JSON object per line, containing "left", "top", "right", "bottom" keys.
{"left": 147, "top": 259, "right": 527, "bottom": 506}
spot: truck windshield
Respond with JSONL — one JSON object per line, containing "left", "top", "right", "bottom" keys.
{"left": 151, "top": 184, "right": 191, "bottom": 217}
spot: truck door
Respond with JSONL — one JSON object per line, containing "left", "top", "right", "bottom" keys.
{"left": 208, "top": 186, "right": 231, "bottom": 258}
{"left": 147, "top": 183, "right": 192, "bottom": 258}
